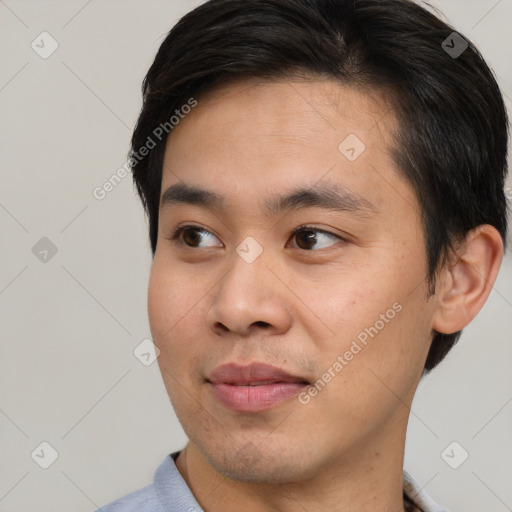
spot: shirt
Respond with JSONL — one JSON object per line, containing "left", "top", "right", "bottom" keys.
{"left": 96, "top": 451, "right": 449, "bottom": 512}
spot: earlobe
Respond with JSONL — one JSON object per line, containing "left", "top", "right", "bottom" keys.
{"left": 431, "top": 225, "right": 504, "bottom": 335}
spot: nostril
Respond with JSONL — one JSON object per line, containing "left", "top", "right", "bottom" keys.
{"left": 213, "top": 322, "right": 229, "bottom": 333}
{"left": 253, "top": 321, "right": 270, "bottom": 328}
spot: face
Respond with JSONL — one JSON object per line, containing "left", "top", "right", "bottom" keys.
{"left": 148, "top": 77, "right": 437, "bottom": 484}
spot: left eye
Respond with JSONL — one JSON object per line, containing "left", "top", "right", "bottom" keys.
{"left": 289, "top": 226, "right": 342, "bottom": 251}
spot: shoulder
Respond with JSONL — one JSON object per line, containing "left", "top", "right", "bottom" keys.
{"left": 94, "top": 483, "right": 161, "bottom": 512}
{"left": 403, "top": 470, "right": 450, "bottom": 512}
{"left": 94, "top": 452, "right": 202, "bottom": 512}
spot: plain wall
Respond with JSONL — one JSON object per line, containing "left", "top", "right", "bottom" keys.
{"left": 1, "top": 1, "right": 511, "bottom": 511}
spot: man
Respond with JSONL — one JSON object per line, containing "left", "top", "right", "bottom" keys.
{"left": 97, "top": 0, "right": 508, "bottom": 510}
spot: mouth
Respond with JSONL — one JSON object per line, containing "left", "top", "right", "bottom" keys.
{"left": 207, "top": 362, "right": 310, "bottom": 385}
{"left": 221, "top": 380, "right": 310, "bottom": 386}
{"left": 206, "top": 362, "right": 310, "bottom": 412}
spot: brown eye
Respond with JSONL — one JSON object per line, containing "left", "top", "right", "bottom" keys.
{"left": 169, "top": 226, "right": 221, "bottom": 248}
{"left": 295, "top": 229, "right": 317, "bottom": 250}
{"left": 291, "top": 227, "right": 343, "bottom": 251}
{"left": 182, "top": 228, "right": 203, "bottom": 247}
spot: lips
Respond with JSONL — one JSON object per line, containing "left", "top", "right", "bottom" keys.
{"left": 207, "top": 363, "right": 309, "bottom": 412}
{"left": 208, "top": 362, "right": 309, "bottom": 386}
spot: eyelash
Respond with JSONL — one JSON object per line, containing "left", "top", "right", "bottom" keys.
{"left": 166, "top": 224, "right": 345, "bottom": 251}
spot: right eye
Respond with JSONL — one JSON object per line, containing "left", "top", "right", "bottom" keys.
{"left": 168, "top": 225, "right": 223, "bottom": 248}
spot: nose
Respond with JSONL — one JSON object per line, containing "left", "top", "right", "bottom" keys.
{"left": 206, "top": 248, "right": 293, "bottom": 338}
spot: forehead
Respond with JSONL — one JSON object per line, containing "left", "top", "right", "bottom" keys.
{"left": 160, "top": 77, "right": 415, "bottom": 219}
{"left": 168, "top": 76, "right": 396, "bottom": 147}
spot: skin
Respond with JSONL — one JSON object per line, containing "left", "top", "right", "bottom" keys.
{"left": 147, "top": 77, "right": 503, "bottom": 512}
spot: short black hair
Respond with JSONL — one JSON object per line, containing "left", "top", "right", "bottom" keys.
{"left": 129, "top": 0, "right": 509, "bottom": 374}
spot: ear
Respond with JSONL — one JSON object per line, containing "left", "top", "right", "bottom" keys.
{"left": 431, "top": 225, "right": 504, "bottom": 334}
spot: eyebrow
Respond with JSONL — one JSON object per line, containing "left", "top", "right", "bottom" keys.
{"left": 160, "top": 182, "right": 377, "bottom": 216}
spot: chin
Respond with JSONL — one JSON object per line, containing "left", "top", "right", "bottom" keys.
{"left": 198, "top": 439, "right": 315, "bottom": 484}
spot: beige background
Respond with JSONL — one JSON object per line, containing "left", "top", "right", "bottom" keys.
{"left": 0, "top": 1, "right": 511, "bottom": 511}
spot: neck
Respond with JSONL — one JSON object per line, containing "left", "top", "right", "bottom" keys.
{"left": 175, "top": 414, "right": 409, "bottom": 512}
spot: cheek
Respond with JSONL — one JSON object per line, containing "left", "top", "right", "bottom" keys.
{"left": 322, "top": 288, "right": 430, "bottom": 413}
{"left": 148, "top": 258, "right": 216, "bottom": 376}
{"left": 148, "top": 262, "right": 207, "bottom": 415}
{"left": 303, "top": 311, "right": 425, "bottom": 446}
{"left": 303, "top": 256, "right": 430, "bottom": 398}
{"left": 299, "top": 261, "right": 400, "bottom": 348}
{"left": 148, "top": 258, "right": 200, "bottom": 339}
{"left": 148, "top": 261, "right": 193, "bottom": 368}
